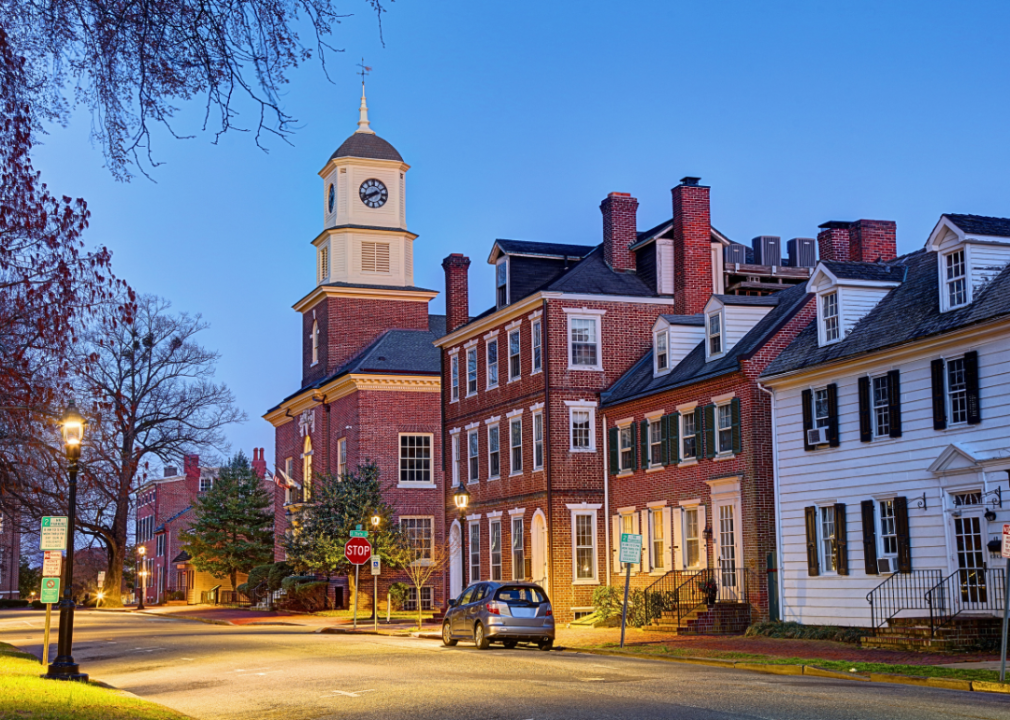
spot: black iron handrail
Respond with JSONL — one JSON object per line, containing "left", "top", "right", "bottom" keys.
{"left": 866, "top": 569, "right": 943, "bottom": 631}
{"left": 926, "top": 566, "right": 1005, "bottom": 635}
{"left": 643, "top": 565, "right": 749, "bottom": 628}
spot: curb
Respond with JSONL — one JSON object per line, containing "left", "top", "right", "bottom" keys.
{"left": 563, "top": 647, "right": 1000, "bottom": 694}
{"left": 132, "top": 611, "right": 235, "bottom": 626}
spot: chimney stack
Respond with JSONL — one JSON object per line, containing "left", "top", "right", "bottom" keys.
{"left": 600, "top": 192, "right": 639, "bottom": 272}
{"left": 817, "top": 222, "right": 851, "bottom": 262}
{"left": 442, "top": 254, "right": 471, "bottom": 333}
{"left": 251, "top": 448, "right": 267, "bottom": 479}
{"left": 184, "top": 454, "right": 200, "bottom": 493}
{"left": 817, "top": 220, "right": 897, "bottom": 264}
{"left": 672, "top": 177, "right": 713, "bottom": 315}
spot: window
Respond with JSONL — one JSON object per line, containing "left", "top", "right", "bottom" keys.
{"left": 318, "top": 247, "right": 329, "bottom": 283}
{"left": 945, "top": 249, "right": 968, "bottom": 309}
{"left": 649, "top": 420, "right": 663, "bottom": 467}
{"left": 311, "top": 320, "right": 320, "bottom": 366}
{"left": 532, "top": 320, "right": 542, "bottom": 373}
{"left": 285, "top": 457, "right": 293, "bottom": 479}
{"left": 684, "top": 508, "right": 700, "bottom": 568}
{"left": 486, "top": 339, "right": 499, "bottom": 388}
{"left": 656, "top": 331, "right": 668, "bottom": 371}
{"left": 572, "top": 410, "right": 591, "bottom": 450}
{"left": 569, "top": 317, "right": 600, "bottom": 368}
{"left": 450, "top": 355, "right": 459, "bottom": 401}
{"left": 872, "top": 376, "right": 890, "bottom": 437}
{"left": 468, "top": 430, "right": 479, "bottom": 482}
{"left": 682, "top": 413, "right": 697, "bottom": 460}
{"left": 302, "top": 435, "right": 313, "bottom": 501}
{"left": 469, "top": 522, "right": 480, "bottom": 581}
{"left": 879, "top": 500, "right": 897, "bottom": 557}
{"left": 717, "top": 404, "right": 734, "bottom": 454}
{"left": 813, "top": 388, "right": 830, "bottom": 429}
{"left": 488, "top": 424, "right": 500, "bottom": 479}
{"left": 361, "top": 241, "right": 390, "bottom": 273}
{"left": 199, "top": 472, "right": 213, "bottom": 494}
{"left": 496, "top": 260, "right": 508, "bottom": 307}
{"left": 466, "top": 348, "right": 478, "bottom": 395}
{"left": 533, "top": 411, "right": 544, "bottom": 470}
{"left": 947, "top": 356, "right": 968, "bottom": 425}
{"left": 400, "top": 517, "right": 434, "bottom": 562}
{"left": 337, "top": 438, "right": 347, "bottom": 478}
{"left": 574, "top": 513, "right": 596, "bottom": 580}
{"left": 708, "top": 312, "right": 722, "bottom": 356}
{"left": 650, "top": 509, "right": 664, "bottom": 570}
{"left": 510, "top": 418, "right": 523, "bottom": 474}
{"left": 404, "top": 587, "right": 433, "bottom": 611}
{"left": 490, "top": 520, "right": 502, "bottom": 581}
{"left": 822, "top": 292, "right": 839, "bottom": 343}
{"left": 399, "top": 434, "right": 432, "bottom": 484}
{"left": 619, "top": 425, "right": 634, "bottom": 471}
{"left": 451, "top": 434, "right": 460, "bottom": 485}
{"left": 819, "top": 506, "right": 837, "bottom": 573}
{"left": 512, "top": 517, "right": 525, "bottom": 580}
{"left": 953, "top": 491, "right": 983, "bottom": 506}
{"left": 156, "top": 534, "right": 165, "bottom": 557}
{"left": 508, "top": 330, "right": 521, "bottom": 381}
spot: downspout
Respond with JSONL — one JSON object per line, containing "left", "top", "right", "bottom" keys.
{"left": 758, "top": 382, "right": 785, "bottom": 622}
{"left": 602, "top": 411, "right": 611, "bottom": 587}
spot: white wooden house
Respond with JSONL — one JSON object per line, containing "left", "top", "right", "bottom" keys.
{"left": 761, "top": 214, "right": 1010, "bottom": 637}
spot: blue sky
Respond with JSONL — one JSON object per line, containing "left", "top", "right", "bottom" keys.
{"left": 31, "top": 0, "right": 1010, "bottom": 466}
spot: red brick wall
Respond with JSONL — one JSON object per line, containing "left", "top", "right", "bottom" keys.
{"left": 442, "top": 254, "right": 471, "bottom": 333}
{"left": 601, "top": 192, "right": 639, "bottom": 272}
{"left": 817, "top": 223, "right": 850, "bottom": 262}
{"left": 848, "top": 219, "right": 897, "bottom": 263}
{"left": 672, "top": 180, "right": 713, "bottom": 315}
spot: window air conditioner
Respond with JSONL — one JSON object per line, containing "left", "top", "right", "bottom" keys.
{"left": 806, "top": 427, "right": 830, "bottom": 446}
{"left": 877, "top": 557, "right": 895, "bottom": 574}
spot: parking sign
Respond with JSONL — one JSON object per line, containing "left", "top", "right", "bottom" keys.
{"left": 619, "top": 533, "right": 642, "bottom": 565}
{"left": 1002, "top": 524, "right": 1010, "bottom": 559}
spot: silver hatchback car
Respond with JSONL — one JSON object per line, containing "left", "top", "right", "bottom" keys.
{"left": 442, "top": 581, "right": 555, "bottom": 650}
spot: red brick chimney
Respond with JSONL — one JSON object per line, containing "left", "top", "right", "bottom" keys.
{"left": 848, "top": 219, "right": 897, "bottom": 263}
{"left": 817, "top": 222, "right": 851, "bottom": 262}
{"left": 601, "top": 192, "right": 639, "bottom": 272}
{"left": 672, "top": 177, "right": 713, "bottom": 315}
{"left": 251, "top": 448, "right": 267, "bottom": 479}
{"left": 442, "top": 254, "right": 471, "bottom": 333}
{"left": 184, "top": 454, "right": 200, "bottom": 493}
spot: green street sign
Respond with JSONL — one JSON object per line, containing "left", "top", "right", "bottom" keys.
{"left": 40, "top": 516, "right": 68, "bottom": 551}
{"left": 619, "top": 533, "right": 642, "bottom": 565}
{"left": 40, "top": 577, "right": 60, "bottom": 604}
{"left": 350, "top": 529, "right": 369, "bottom": 538}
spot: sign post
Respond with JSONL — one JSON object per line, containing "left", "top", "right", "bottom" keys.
{"left": 40, "top": 538, "right": 65, "bottom": 667}
{"left": 1000, "top": 524, "right": 1010, "bottom": 682}
{"left": 40, "top": 577, "right": 61, "bottom": 666}
{"left": 344, "top": 534, "right": 372, "bottom": 631}
{"left": 371, "top": 556, "right": 381, "bottom": 631}
{"left": 618, "top": 533, "right": 642, "bottom": 649}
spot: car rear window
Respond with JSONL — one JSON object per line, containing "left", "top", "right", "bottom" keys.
{"left": 494, "top": 586, "right": 547, "bottom": 604}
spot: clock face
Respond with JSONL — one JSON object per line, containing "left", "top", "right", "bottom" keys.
{"left": 328, "top": 183, "right": 335, "bottom": 213}
{"left": 359, "top": 178, "right": 388, "bottom": 208}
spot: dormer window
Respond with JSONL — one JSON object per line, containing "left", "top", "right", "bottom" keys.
{"left": 655, "top": 331, "right": 668, "bottom": 371}
{"left": 944, "top": 249, "right": 968, "bottom": 309}
{"left": 822, "top": 292, "right": 840, "bottom": 343}
{"left": 708, "top": 312, "right": 723, "bottom": 357}
{"left": 496, "top": 259, "right": 508, "bottom": 308}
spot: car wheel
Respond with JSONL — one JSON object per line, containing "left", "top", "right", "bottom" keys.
{"left": 502, "top": 640, "right": 517, "bottom": 649}
{"left": 474, "top": 622, "right": 490, "bottom": 650}
{"left": 537, "top": 638, "right": 554, "bottom": 651}
{"left": 442, "top": 622, "right": 457, "bottom": 647}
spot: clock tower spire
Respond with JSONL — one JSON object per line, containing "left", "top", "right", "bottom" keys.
{"left": 356, "top": 59, "right": 375, "bottom": 135}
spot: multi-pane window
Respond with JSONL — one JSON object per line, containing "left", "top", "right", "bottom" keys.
{"left": 953, "top": 491, "right": 983, "bottom": 507}
{"left": 512, "top": 517, "right": 525, "bottom": 580}
{"left": 156, "top": 534, "right": 165, "bottom": 557}
{"left": 872, "top": 376, "right": 890, "bottom": 437}
{"left": 510, "top": 418, "right": 523, "bottom": 474}
{"left": 404, "top": 587, "right": 433, "bottom": 611}
{"left": 508, "top": 330, "right": 521, "bottom": 381}
{"left": 947, "top": 356, "right": 968, "bottom": 424}
{"left": 649, "top": 420, "right": 663, "bottom": 467}
{"left": 708, "top": 312, "right": 722, "bottom": 355}
{"left": 468, "top": 430, "right": 479, "bottom": 482}
{"left": 200, "top": 473, "right": 213, "bottom": 493}
{"left": 684, "top": 508, "right": 700, "bottom": 568}
{"left": 619, "top": 425, "right": 634, "bottom": 470}
{"left": 819, "top": 506, "right": 837, "bottom": 573}
{"left": 574, "top": 513, "right": 596, "bottom": 580}
{"left": 879, "top": 500, "right": 897, "bottom": 556}
{"left": 719, "top": 505, "right": 737, "bottom": 589}
{"left": 717, "top": 404, "right": 734, "bottom": 454}
{"left": 400, "top": 517, "right": 434, "bottom": 562}
{"left": 486, "top": 339, "right": 499, "bottom": 388}
{"left": 656, "top": 331, "right": 668, "bottom": 371}
{"left": 399, "top": 434, "right": 431, "bottom": 483}
{"left": 450, "top": 435, "right": 460, "bottom": 484}
{"left": 490, "top": 520, "right": 502, "bottom": 581}
{"left": 570, "top": 317, "right": 599, "bottom": 367}
{"left": 469, "top": 522, "right": 480, "bottom": 581}
{"left": 311, "top": 320, "right": 320, "bottom": 365}
{"left": 302, "top": 434, "right": 313, "bottom": 500}
{"left": 532, "top": 320, "right": 542, "bottom": 373}
{"left": 466, "top": 348, "right": 478, "bottom": 395}
{"left": 682, "top": 413, "right": 697, "bottom": 460}
{"left": 533, "top": 412, "right": 545, "bottom": 469}
{"left": 337, "top": 438, "right": 347, "bottom": 478}
{"left": 945, "top": 249, "right": 967, "bottom": 308}
{"left": 496, "top": 260, "right": 508, "bottom": 307}
{"left": 651, "top": 509, "right": 664, "bottom": 570}
{"left": 488, "top": 425, "right": 500, "bottom": 479}
{"left": 813, "top": 388, "right": 830, "bottom": 428}
{"left": 572, "top": 410, "right": 591, "bottom": 450}
{"left": 822, "top": 292, "right": 839, "bottom": 343}
{"left": 450, "top": 355, "right": 459, "bottom": 401}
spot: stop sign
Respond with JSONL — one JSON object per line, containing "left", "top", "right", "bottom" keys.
{"left": 345, "top": 537, "right": 372, "bottom": 565}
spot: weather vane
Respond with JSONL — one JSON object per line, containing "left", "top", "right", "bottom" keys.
{"left": 357, "top": 58, "right": 372, "bottom": 86}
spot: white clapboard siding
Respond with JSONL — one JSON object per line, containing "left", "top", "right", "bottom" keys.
{"left": 970, "top": 244, "right": 1010, "bottom": 294}
{"left": 723, "top": 305, "right": 774, "bottom": 352}
{"left": 838, "top": 285, "right": 891, "bottom": 338}
{"left": 668, "top": 327, "right": 705, "bottom": 370}
{"left": 770, "top": 327, "right": 1010, "bottom": 627}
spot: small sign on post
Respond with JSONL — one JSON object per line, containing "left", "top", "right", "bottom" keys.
{"left": 370, "top": 556, "right": 381, "bottom": 576}
{"left": 40, "top": 517, "right": 68, "bottom": 551}
{"left": 1000, "top": 524, "right": 1010, "bottom": 682}
{"left": 40, "top": 577, "right": 60, "bottom": 604}
{"left": 350, "top": 529, "right": 369, "bottom": 539}
{"left": 42, "top": 551, "right": 63, "bottom": 578}
{"left": 618, "top": 532, "right": 642, "bottom": 649}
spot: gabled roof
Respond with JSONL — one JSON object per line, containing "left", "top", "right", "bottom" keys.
{"left": 330, "top": 132, "right": 403, "bottom": 162}
{"left": 488, "top": 239, "right": 595, "bottom": 264}
{"left": 712, "top": 294, "right": 780, "bottom": 307}
{"left": 945, "top": 213, "right": 1010, "bottom": 238}
{"left": 318, "top": 280, "right": 438, "bottom": 294}
{"left": 763, "top": 250, "right": 1010, "bottom": 378}
{"left": 172, "top": 550, "right": 192, "bottom": 563}
{"left": 603, "top": 283, "right": 811, "bottom": 406}
{"left": 819, "top": 261, "right": 907, "bottom": 283}
{"left": 659, "top": 314, "right": 705, "bottom": 326}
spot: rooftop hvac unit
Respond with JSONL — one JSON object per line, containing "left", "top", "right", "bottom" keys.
{"left": 788, "top": 238, "right": 817, "bottom": 268}
{"left": 724, "top": 244, "right": 748, "bottom": 265}
{"left": 752, "top": 236, "right": 781, "bottom": 266}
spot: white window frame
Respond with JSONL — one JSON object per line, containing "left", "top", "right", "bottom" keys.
{"left": 490, "top": 519, "right": 502, "bottom": 581}
{"left": 812, "top": 388, "right": 830, "bottom": 429}
{"left": 566, "top": 400, "right": 597, "bottom": 453}
{"left": 398, "top": 433, "right": 434, "bottom": 487}
{"left": 532, "top": 410, "right": 545, "bottom": 471}
{"left": 301, "top": 434, "right": 312, "bottom": 501}
{"left": 466, "top": 347, "right": 478, "bottom": 397}
{"left": 820, "top": 291, "right": 841, "bottom": 345}
{"left": 946, "top": 355, "right": 969, "bottom": 426}
{"left": 449, "top": 353, "right": 460, "bottom": 402}
{"left": 511, "top": 516, "right": 525, "bottom": 580}
{"left": 707, "top": 309, "right": 724, "bottom": 359}
{"left": 942, "top": 247, "right": 970, "bottom": 311}
{"left": 310, "top": 319, "right": 320, "bottom": 366}
{"left": 337, "top": 437, "right": 347, "bottom": 478}
{"left": 486, "top": 336, "right": 499, "bottom": 389}
{"left": 467, "top": 429, "right": 479, "bottom": 483}
{"left": 654, "top": 330, "right": 669, "bottom": 374}
{"left": 565, "top": 309, "right": 605, "bottom": 371}
{"left": 496, "top": 257, "right": 509, "bottom": 308}
{"left": 399, "top": 516, "right": 435, "bottom": 566}
{"left": 818, "top": 505, "right": 837, "bottom": 575}
{"left": 508, "top": 329, "right": 522, "bottom": 382}
{"left": 618, "top": 422, "right": 634, "bottom": 472}
{"left": 568, "top": 503, "right": 601, "bottom": 585}
{"left": 871, "top": 374, "right": 891, "bottom": 438}
{"left": 649, "top": 507, "right": 665, "bottom": 571}
{"left": 683, "top": 506, "right": 701, "bottom": 569}
{"left": 877, "top": 498, "right": 898, "bottom": 559}
{"left": 716, "top": 402, "right": 734, "bottom": 455}
{"left": 509, "top": 416, "right": 523, "bottom": 475}
{"left": 648, "top": 417, "right": 664, "bottom": 468}
{"left": 487, "top": 422, "right": 500, "bottom": 480}
{"left": 450, "top": 432, "right": 460, "bottom": 486}
{"left": 468, "top": 520, "right": 481, "bottom": 582}
{"left": 531, "top": 319, "right": 543, "bottom": 374}
{"left": 681, "top": 411, "right": 698, "bottom": 461}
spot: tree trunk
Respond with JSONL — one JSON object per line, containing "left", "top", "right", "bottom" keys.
{"left": 231, "top": 570, "right": 238, "bottom": 600}
{"left": 100, "top": 475, "right": 132, "bottom": 607}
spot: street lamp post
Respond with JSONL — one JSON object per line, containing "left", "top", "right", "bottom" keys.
{"left": 371, "top": 514, "right": 380, "bottom": 628}
{"left": 46, "top": 401, "right": 88, "bottom": 682}
{"left": 136, "top": 546, "right": 146, "bottom": 611}
{"left": 453, "top": 482, "right": 470, "bottom": 592}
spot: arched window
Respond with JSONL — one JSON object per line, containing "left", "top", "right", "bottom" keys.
{"left": 311, "top": 320, "right": 320, "bottom": 366}
{"left": 302, "top": 435, "right": 313, "bottom": 501}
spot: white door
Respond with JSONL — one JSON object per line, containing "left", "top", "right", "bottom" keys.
{"left": 948, "top": 491, "right": 989, "bottom": 609}
{"left": 449, "top": 523, "right": 462, "bottom": 600}
{"left": 714, "top": 501, "right": 742, "bottom": 601}
{"left": 531, "top": 512, "right": 548, "bottom": 587}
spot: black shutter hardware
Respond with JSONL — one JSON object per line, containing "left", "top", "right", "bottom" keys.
{"left": 861, "top": 500, "right": 879, "bottom": 575}
{"left": 858, "top": 376, "right": 872, "bottom": 442}
{"left": 805, "top": 506, "right": 820, "bottom": 577}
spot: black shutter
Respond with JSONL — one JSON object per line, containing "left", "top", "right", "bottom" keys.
{"left": 887, "top": 369, "right": 902, "bottom": 438}
{"left": 930, "top": 359, "right": 947, "bottom": 430}
{"left": 861, "top": 500, "right": 879, "bottom": 575}
{"left": 858, "top": 376, "right": 872, "bottom": 442}
{"left": 694, "top": 407, "right": 704, "bottom": 459}
{"left": 704, "top": 404, "right": 716, "bottom": 459}
{"left": 640, "top": 420, "right": 649, "bottom": 468}
{"left": 731, "top": 397, "right": 742, "bottom": 455}
{"left": 805, "top": 506, "right": 820, "bottom": 577}
{"left": 834, "top": 503, "right": 848, "bottom": 576}
{"left": 659, "top": 416, "right": 668, "bottom": 465}
{"left": 608, "top": 427, "right": 618, "bottom": 475}
{"left": 630, "top": 422, "right": 638, "bottom": 471}
{"left": 965, "top": 350, "right": 981, "bottom": 425}
{"left": 801, "top": 388, "right": 814, "bottom": 451}
{"left": 826, "top": 383, "right": 840, "bottom": 447}
{"left": 894, "top": 496, "right": 912, "bottom": 573}
{"left": 667, "top": 413, "right": 680, "bottom": 464}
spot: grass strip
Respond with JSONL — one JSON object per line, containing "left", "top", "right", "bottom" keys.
{"left": 0, "top": 642, "right": 193, "bottom": 720}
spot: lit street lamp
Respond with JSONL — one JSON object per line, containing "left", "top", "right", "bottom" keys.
{"left": 453, "top": 482, "right": 470, "bottom": 591}
{"left": 137, "top": 546, "right": 146, "bottom": 611}
{"left": 46, "top": 401, "right": 88, "bottom": 682}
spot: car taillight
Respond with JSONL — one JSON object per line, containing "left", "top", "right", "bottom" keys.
{"left": 486, "top": 602, "right": 500, "bottom": 615}
{"left": 545, "top": 604, "right": 553, "bottom": 616}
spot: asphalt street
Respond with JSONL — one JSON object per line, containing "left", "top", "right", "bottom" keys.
{"left": 2, "top": 610, "right": 1009, "bottom": 720}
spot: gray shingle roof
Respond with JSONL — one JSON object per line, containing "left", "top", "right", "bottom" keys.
{"left": 493, "top": 239, "right": 595, "bottom": 259}
{"left": 714, "top": 294, "right": 780, "bottom": 307}
{"left": 603, "top": 283, "right": 812, "bottom": 407}
{"left": 660, "top": 314, "right": 705, "bottom": 326}
{"left": 542, "top": 246, "right": 656, "bottom": 296}
{"left": 331, "top": 132, "right": 403, "bottom": 162}
{"left": 945, "top": 214, "right": 1010, "bottom": 237}
{"left": 820, "top": 261, "right": 907, "bottom": 283}
{"left": 763, "top": 250, "right": 1010, "bottom": 377}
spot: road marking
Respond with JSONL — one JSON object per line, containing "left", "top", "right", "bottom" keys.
{"left": 578, "top": 677, "right": 606, "bottom": 682}
{"left": 329, "top": 689, "right": 375, "bottom": 698}
{"left": 181, "top": 658, "right": 195, "bottom": 661}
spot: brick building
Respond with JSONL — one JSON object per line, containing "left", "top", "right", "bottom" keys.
{"left": 263, "top": 86, "right": 446, "bottom": 611}
{"left": 0, "top": 499, "right": 19, "bottom": 599}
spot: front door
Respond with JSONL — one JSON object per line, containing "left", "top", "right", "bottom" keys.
{"left": 449, "top": 524, "right": 462, "bottom": 600}
{"left": 531, "top": 512, "right": 548, "bottom": 588}
{"left": 952, "top": 498, "right": 988, "bottom": 605}
{"left": 714, "top": 502, "right": 742, "bottom": 601}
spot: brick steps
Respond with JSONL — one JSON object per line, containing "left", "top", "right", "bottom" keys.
{"left": 860, "top": 616, "right": 1002, "bottom": 652}
{"left": 648, "top": 602, "right": 750, "bottom": 635}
